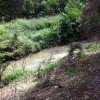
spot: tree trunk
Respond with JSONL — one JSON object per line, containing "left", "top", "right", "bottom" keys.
{"left": 81, "top": 0, "right": 100, "bottom": 40}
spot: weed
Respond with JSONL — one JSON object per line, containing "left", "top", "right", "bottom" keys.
{"left": 66, "top": 67, "right": 77, "bottom": 76}
{"left": 2, "top": 69, "right": 27, "bottom": 85}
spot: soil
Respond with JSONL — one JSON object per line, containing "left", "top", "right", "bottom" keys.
{"left": 20, "top": 52, "right": 100, "bottom": 100}
{"left": 1, "top": 52, "right": 100, "bottom": 100}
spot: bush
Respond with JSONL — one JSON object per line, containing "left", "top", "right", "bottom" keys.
{"left": 59, "top": 0, "right": 86, "bottom": 44}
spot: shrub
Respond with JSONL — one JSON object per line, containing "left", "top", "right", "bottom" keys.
{"left": 13, "top": 48, "right": 25, "bottom": 58}
{"left": 59, "top": 0, "right": 86, "bottom": 44}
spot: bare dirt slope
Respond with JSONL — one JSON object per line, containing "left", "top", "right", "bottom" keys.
{"left": 18, "top": 52, "right": 100, "bottom": 100}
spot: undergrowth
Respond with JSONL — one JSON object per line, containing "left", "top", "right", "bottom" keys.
{"left": 0, "top": 15, "right": 62, "bottom": 61}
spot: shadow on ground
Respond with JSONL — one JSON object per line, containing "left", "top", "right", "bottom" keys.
{"left": 17, "top": 52, "right": 100, "bottom": 100}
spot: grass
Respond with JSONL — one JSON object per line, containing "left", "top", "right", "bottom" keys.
{"left": 41, "top": 63, "right": 57, "bottom": 72}
{"left": 82, "top": 41, "right": 100, "bottom": 55}
{"left": 2, "top": 62, "right": 57, "bottom": 85}
{"left": 66, "top": 67, "right": 78, "bottom": 76}
{"left": 4, "top": 15, "right": 61, "bottom": 32}
{"left": 2, "top": 69, "right": 28, "bottom": 85}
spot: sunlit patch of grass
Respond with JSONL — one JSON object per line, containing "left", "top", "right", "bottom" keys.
{"left": 42, "top": 63, "right": 57, "bottom": 72}
{"left": 4, "top": 15, "right": 61, "bottom": 34}
{"left": 2, "top": 69, "right": 27, "bottom": 85}
{"left": 33, "top": 62, "right": 57, "bottom": 77}
{"left": 83, "top": 42, "right": 100, "bottom": 55}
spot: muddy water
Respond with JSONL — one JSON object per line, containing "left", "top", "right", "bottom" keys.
{"left": 6, "top": 45, "right": 69, "bottom": 72}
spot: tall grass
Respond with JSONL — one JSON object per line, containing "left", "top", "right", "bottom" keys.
{"left": 3, "top": 15, "right": 61, "bottom": 34}
{"left": 0, "top": 15, "right": 62, "bottom": 61}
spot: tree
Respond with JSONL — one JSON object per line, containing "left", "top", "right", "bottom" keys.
{"left": 22, "top": 0, "right": 35, "bottom": 18}
{"left": 0, "top": 0, "right": 24, "bottom": 21}
{"left": 0, "top": 0, "right": 67, "bottom": 20}
{"left": 81, "top": 0, "right": 100, "bottom": 40}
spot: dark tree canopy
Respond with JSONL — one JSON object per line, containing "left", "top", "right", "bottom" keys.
{"left": 0, "top": 0, "right": 67, "bottom": 21}
{"left": 0, "top": 0, "right": 24, "bottom": 20}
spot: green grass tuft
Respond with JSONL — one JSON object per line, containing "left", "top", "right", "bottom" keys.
{"left": 66, "top": 67, "right": 77, "bottom": 76}
{"left": 82, "top": 42, "right": 100, "bottom": 55}
{"left": 2, "top": 69, "right": 27, "bottom": 84}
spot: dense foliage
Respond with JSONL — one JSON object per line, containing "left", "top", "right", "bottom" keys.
{"left": 0, "top": 0, "right": 67, "bottom": 21}
{"left": 0, "top": 0, "right": 87, "bottom": 62}
{"left": 59, "top": 0, "right": 86, "bottom": 44}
